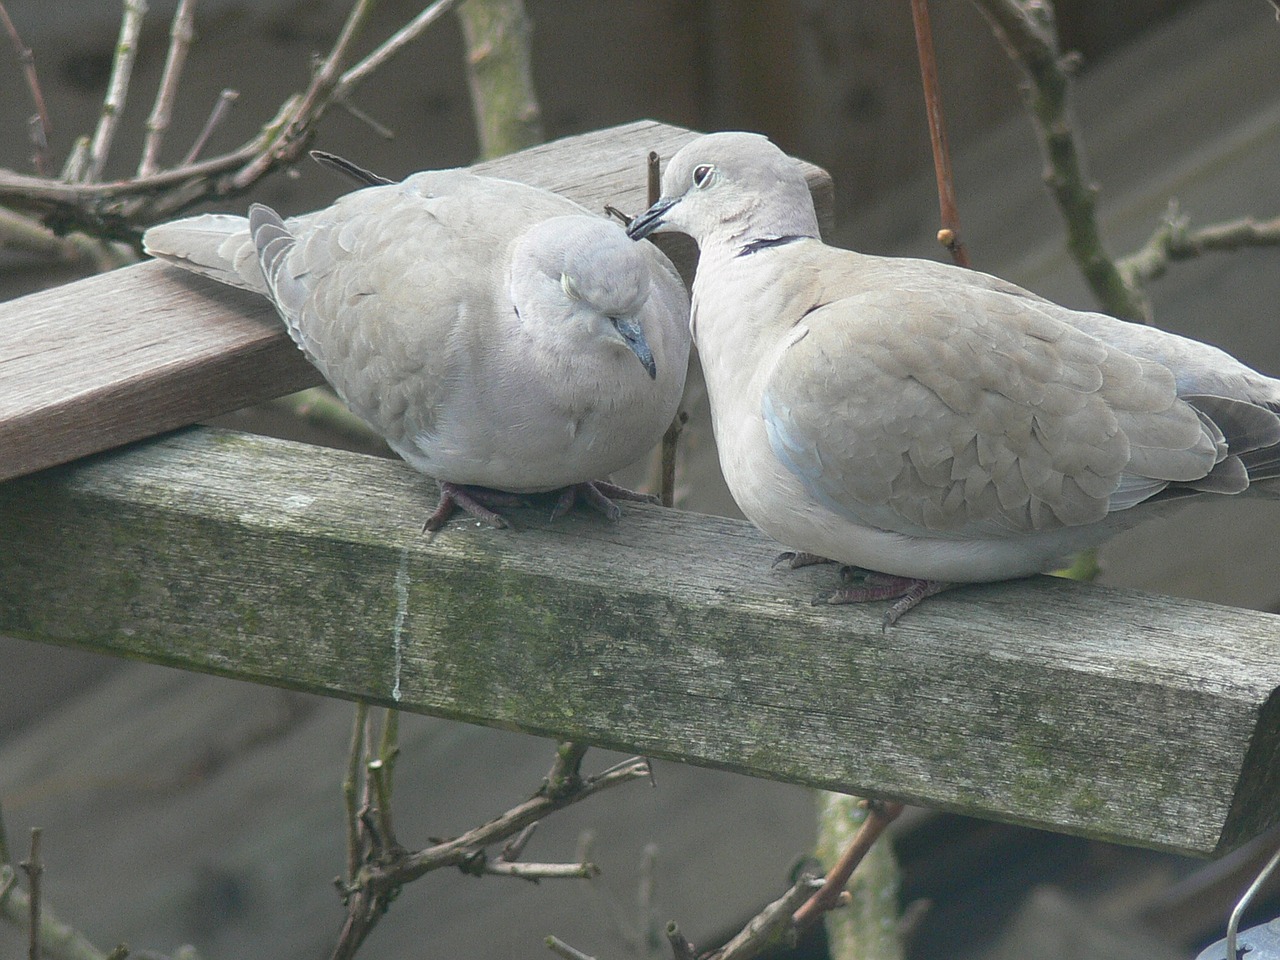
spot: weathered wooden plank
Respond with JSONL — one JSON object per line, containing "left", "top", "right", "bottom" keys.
{"left": 0, "top": 120, "right": 832, "bottom": 483}
{"left": 1, "top": 426, "right": 1276, "bottom": 857}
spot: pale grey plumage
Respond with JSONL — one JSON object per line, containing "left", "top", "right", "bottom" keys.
{"left": 145, "top": 168, "right": 690, "bottom": 521}
{"left": 628, "top": 131, "right": 1280, "bottom": 603}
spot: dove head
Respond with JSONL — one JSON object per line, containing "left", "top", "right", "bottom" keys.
{"left": 510, "top": 216, "right": 658, "bottom": 379}
{"left": 627, "top": 132, "right": 820, "bottom": 251}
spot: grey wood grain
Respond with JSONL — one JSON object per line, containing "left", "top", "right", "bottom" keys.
{"left": 1, "top": 427, "right": 1276, "bottom": 857}
{"left": 0, "top": 120, "right": 832, "bottom": 483}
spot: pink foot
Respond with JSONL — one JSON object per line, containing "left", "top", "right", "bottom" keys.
{"left": 549, "top": 481, "right": 659, "bottom": 522}
{"left": 820, "top": 570, "right": 956, "bottom": 628}
{"left": 423, "top": 483, "right": 527, "bottom": 532}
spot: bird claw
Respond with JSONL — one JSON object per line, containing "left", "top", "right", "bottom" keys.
{"left": 812, "top": 571, "right": 955, "bottom": 628}
{"left": 772, "top": 550, "right": 835, "bottom": 570}
{"left": 549, "top": 480, "right": 655, "bottom": 522}
{"left": 423, "top": 483, "right": 521, "bottom": 532}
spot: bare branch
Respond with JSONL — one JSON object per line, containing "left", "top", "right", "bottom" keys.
{"left": 0, "top": 865, "right": 111, "bottom": 960}
{"left": 337, "top": 0, "right": 461, "bottom": 94}
{"left": 545, "top": 741, "right": 590, "bottom": 796}
{"left": 475, "top": 858, "right": 600, "bottom": 882}
{"left": 23, "top": 828, "right": 41, "bottom": 960}
{"left": 706, "top": 874, "right": 824, "bottom": 960}
{"left": 0, "top": 2, "right": 53, "bottom": 174}
{"left": 501, "top": 822, "right": 538, "bottom": 862}
{"left": 342, "top": 702, "right": 369, "bottom": 887}
{"left": 397, "top": 756, "right": 648, "bottom": 881}
{"left": 330, "top": 747, "right": 649, "bottom": 959}
{"left": 86, "top": 0, "right": 148, "bottom": 182}
{"left": 1120, "top": 208, "right": 1280, "bottom": 287}
{"left": 229, "top": 0, "right": 377, "bottom": 190}
{"left": 665, "top": 921, "right": 696, "bottom": 960}
{"left": 0, "top": 799, "right": 10, "bottom": 868}
{"left": 970, "top": 0, "right": 1149, "bottom": 320}
{"left": 911, "top": 0, "right": 969, "bottom": 266}
{"left": 0, "top": 0, "right": 468, "bottom": 242}
{"left": 545, "top": 936, "right": 598, "bottom": 960}
{"left": 138, "top": 0, "right": 198, "bottom": 177}
{"left": 181, "top": 88, "right": 240, "bottom": 166}
{"left": 792, "top": 800, "right": 903, "bottom": 931}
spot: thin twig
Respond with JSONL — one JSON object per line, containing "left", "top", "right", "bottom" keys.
{"left": 0, "top": 2, "right": 53, "bottom": 174}
{"left": 377, "top": 708, "right": 400, "bottom": 792}
{"left": 399, "top": 756, "right": 648, "bottom": 881}
{"left": 181, "top": 88, "right": 240, "bottom": 166}
{"left": 86, "top": 0, "right": 148, "bottom": 182}
{"left": 138, "top": 0, "right": 198, "bottom": 177}
{"left": 705, "top": 874, "right": 824, "bottom": 960}
{"left": 545, "top": 936, "right": 598, "bottom": 960}
{"left": 230, "top": 0, "right": 377, "bottom": 190}
{"left": 660, "top": 410, "right": 687, "bottom": 508}
{"left": 970, "top": 0, "right": 1148, "bottom": 320}
{"left": 331, "top": 749, "right": 648, "bottom": 960}
{"left": 0, "top": 0, "right": 465, "bottom": 240}
{"left": 367, "top": 759, "right": 397, "bottom": 852}
{"left": 343, "top": 702, "right": 369, "bottom": 886}
{"left": 792, "top": 800, "right": 903, "bottom": 930}
{"left": 1120, "top": 209, "right": 1280, "bottom": 287}
{"left": 0, "top": 865, "right": 110, "bottom": 960}
{"left": 22, "top": 828, "right": 42, "bottom": 960}
{"left": 0, "top": 798, "right": 11, "bottom": 868}
{"left": 665, "top": 921, "right": 696, "bottom": 960}
{"left": 501, "top": 823, "right": 538, "bottom": 862}
{"left": 337, "top": 0, "right": 461, "bottom": 94}
{"left": 911, "top": 0, "right": 969, "bottom": 267}
{"left": 477, "top": 859, "right": 600, "bottom": 881}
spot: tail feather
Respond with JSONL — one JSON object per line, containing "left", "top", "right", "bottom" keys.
{"left": 142, "top": 214, "right": 268, "bottom": 294}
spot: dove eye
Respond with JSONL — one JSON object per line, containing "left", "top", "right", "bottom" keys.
{"left": 692, "top": 164, "right": 715, "bottom": 188}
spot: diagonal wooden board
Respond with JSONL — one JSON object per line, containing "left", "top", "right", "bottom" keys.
{"left": 1, "top": 426, "right": 1277, "bottom": 857}
{"left": 0, "top": 119, "right": 834, "bottom": 483}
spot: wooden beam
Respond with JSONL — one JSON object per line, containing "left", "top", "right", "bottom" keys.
{"left": 1, "top": 427, "right": 1276, "bottom": 857}
{"left": 0, "top": 120, "right": 834, "bottom": 483}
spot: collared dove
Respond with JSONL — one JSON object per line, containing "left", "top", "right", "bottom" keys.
{"left": 144, "top": 160, "right": 690, "bottom": 530}
{"left": 628, "top": 131, "right": 1280, "bottom": 623}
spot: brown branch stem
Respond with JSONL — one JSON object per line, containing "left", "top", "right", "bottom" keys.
{"left": 792, "top": 800, "right": 904, "bottom": 930}
{"left": 911, "top": 0, "right": 969, "bottom": 267}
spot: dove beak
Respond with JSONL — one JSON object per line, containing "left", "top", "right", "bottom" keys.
{"left": 612, "top": 316, "right": 657, "bottom": 379}
{"left": 626, "top": 196, "right": 679, "bottom": 242}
